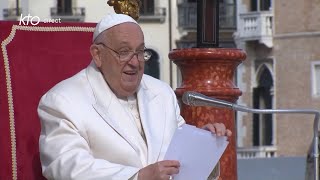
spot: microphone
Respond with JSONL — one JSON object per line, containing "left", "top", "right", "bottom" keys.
{"left": 182, "top": 91, "right": 233, "bottom": 108}
{"left": 182, "top": 91, "right": 320, "bottom": 180}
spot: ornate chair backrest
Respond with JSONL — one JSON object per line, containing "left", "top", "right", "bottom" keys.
{"left": 0, "top": 21, "right": 95, "bottom": 180}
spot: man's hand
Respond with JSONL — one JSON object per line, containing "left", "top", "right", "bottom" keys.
{"left": 202, "top": 123, "right": 232, "bottom": 137}
{"left": 138, "top": 160, "right": 180, "bottom": 180}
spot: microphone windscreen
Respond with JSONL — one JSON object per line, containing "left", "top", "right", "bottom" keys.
{"left": 182, "top": 91, "right": 204, "bottom": 106}
{"left": 182, "top": 91, "right": 192, "bottom": 105}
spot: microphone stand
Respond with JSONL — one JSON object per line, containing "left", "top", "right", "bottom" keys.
{"left": 182, "top": 91, "right": 320, "bottom": 180}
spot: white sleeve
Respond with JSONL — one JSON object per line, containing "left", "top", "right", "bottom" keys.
{"left": 38, "top": 92, "right": 139, "bottom": 180}
{"left": 170, "top": 87, "right": 186, "bottom": 128}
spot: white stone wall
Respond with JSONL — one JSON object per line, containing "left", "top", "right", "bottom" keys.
{"left": 76, "top": 0, "right": 114, "bottom": 23}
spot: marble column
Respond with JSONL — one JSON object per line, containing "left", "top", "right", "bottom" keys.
{"left": 169, "top": 48, "right": 246, "bottom": 180}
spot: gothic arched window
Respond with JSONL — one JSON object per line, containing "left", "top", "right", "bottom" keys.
{"left": 253, "top": 64, "right": 274, "bottom": 146}
{"left": 144, "top": 49, "right": 160, "bottom": 79}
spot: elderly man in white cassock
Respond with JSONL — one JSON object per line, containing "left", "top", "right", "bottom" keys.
{"left": 38, "top": 13, "right": 232, "bottom": 180}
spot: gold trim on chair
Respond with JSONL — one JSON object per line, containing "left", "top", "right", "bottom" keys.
{"left": 0, "top": 25, "right": 95, "bottom": 180}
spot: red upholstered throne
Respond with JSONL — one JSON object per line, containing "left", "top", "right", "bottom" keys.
{"left": 0, "top": 21, "right": 96, "bottom": 179}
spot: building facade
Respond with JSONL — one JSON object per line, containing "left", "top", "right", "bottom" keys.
{"left": 235, "top": 0, "right": 320, "bottom": 157}
{"left": 175, "top": 0, "right": 237, "bottom": 49}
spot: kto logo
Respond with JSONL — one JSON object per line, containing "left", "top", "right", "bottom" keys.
{"left": 19, "top": 14, "right": 41, "bottom": 25}
{"left": 19, "top": 14, "right": 61, "bottom": 25}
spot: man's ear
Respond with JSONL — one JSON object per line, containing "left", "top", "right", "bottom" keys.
{"left": 90, "top": 44, "right": 102, "bottom": 67}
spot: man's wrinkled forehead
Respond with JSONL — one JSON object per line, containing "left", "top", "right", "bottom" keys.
{"left": 92, "top": 13, "right": 138, "bottom": 42}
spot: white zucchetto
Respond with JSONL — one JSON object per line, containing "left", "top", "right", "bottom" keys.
{"left": 92, "top": 13, "right": 138, "bottom": 42}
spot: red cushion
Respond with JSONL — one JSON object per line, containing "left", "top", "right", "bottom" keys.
{"left": 0, "top": 21, "right": 96, "bottom": 180}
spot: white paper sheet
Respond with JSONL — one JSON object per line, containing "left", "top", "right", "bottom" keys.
{"left": 163, "top": 124, "right": 229, "bottom": 180}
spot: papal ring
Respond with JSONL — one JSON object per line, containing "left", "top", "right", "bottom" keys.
{"left": 169, "top": 175, "right": 173, "bottom": 180}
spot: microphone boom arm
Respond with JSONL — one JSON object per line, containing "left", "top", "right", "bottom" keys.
{"left": 182, "top": 91, "right": 320, "bottom": 180}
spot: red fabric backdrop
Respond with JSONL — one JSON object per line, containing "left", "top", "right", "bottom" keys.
{"left": 0, "top": 21, "right": 96, "bottom": 180}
